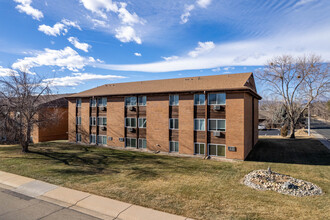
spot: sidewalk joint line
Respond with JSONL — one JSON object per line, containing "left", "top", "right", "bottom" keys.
{"left": 113, "top": 204, "right": 133, "bottom": 220}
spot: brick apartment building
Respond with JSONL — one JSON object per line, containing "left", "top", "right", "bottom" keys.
{"left": 68, "top": 72, "right": 261, "bottom": 160}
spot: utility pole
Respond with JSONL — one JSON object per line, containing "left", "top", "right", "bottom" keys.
{"left": 308, "top": 104, "right": 311, "bottom": 136}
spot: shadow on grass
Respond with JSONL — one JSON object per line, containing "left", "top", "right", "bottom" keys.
{"left": 246, "top": 138, "right": 330, "bottom": 165}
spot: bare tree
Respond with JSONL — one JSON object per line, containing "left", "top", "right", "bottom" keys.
{"left": 0, "top": 70, "right": 60, "bottom": 152}
{"left": 258, "top": 54, "right": 329, "bottom": 138}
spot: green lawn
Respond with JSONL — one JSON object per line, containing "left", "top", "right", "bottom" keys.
{"left": 0, "top": 138, "right": 329, "bottom": 220}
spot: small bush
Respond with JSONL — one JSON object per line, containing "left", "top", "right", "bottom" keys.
{"left": 281, "top": 125, "right": 288, "bottom": 137}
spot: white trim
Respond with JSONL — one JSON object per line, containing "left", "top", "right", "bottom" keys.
{"left": 194, "top": 94, "right": 206, "bottom": 106}
{"left": 125, "top": 117, "right": 137, "bottom": 128}
{"left": 208, "top": 143, "right": 226, "bottom": 157}
{"left": 90, "top": 134, "right": 96, "bottom": 144}
{"left": 169, "top": 118, "right": 179, "bottom": 130}
{"left": 138, "top": 118, "right": 147, "bottom": 128}
{"left": 97, "top": 116, "right": 107, "bottom": 126}
{"left": 169, "top": 94, "right": 179, "bottom": 106}
{"left": 125, "top": 137, "right": 137, "bottom": 148}
{"left": 169, "top": 141, "right": 179, "bottom": 152}
{"left": 207, "top": 93, "right": 226, "bottom": 105}
{"left": 97, "top": 135, "right": 107, "bottom": 145}
{"left": 125, "top": 96, "right": 137, "bottom": 106}
{"left": 76, "top": 98, "right": 82, "bottom": 107}
{"left": 194, "top": 118, "right": 205, "bottom": 131}
{"left": 90, "top": 98, "right": 97, "bottom": 107}
{"left": 138, "top": 96, "right": 147, "bottom": 106}
{"left": 208, "top": 119, "right": 226, "bottom": 131}
{"left": 194, "top": 142, "right": 206, "bottom": 155}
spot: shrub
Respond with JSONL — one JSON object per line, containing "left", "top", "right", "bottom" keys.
{"left": 281, "top": 125, "right": 288, "bottom": 137}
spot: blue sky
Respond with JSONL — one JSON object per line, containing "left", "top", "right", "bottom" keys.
{"left": 0, "top": 0, "right": 329, "bottom": 94}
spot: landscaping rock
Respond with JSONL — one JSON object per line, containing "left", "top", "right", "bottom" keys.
{"left": 243, "top": 169, "right": 323, "bottom": 197}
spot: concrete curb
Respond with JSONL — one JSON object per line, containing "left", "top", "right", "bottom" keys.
{"left": 0, "top": 170, "right": 191, "bottom": 220}
{"left": 311, "top": 130, "right": 330, "bottom": 151}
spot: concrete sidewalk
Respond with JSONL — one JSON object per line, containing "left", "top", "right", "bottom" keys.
{"left": 0, "top": 170, "right": 191, "bottom": 220}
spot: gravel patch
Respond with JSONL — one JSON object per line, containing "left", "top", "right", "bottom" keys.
{"left": 243, "top": 168, "right": 323, "bottom": 197}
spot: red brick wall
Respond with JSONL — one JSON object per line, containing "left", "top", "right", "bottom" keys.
{"left": 146, "top": 95, "right": 169, "bottom": 152}
{"left": 68, "top": 99, "right": 76, "bottom": 142}
{"left": 179, "top": 94, "right": 194, "bottom": 154}
{"left": 225, "top": 93, "right": 245, "bottom": 160}
{"left": 107, "top": 96, "right": 125, "bottom": 148}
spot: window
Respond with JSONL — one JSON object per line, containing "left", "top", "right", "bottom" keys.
{"left": 138, "top": 118, "right": 146, "bottom": 128}
{"left": 169, "top": 95, "right": 179, "bottom": 106}
{"left": 76, "top": 116, "right": 81, "bottom": 125}
{"left": 97, "top": 97, "right": 107, "bottom": 107}
{"left": 97, "top": 135, "right": 107, "bottom": 145}
{"left": 208, "top": 144, "right": 225, "bottom": 157}
{"left": 76, "top": 98, "right": 82, "bottom": 107}
{"left": 90, "top": 134, "right": 96, "bottom": 144}
{"left": 208, "top": 119, "right": 226, "bottom": 131}
{"left": 90, "top": 117, "right": 96, "bottom": 126}
{"left": 90, "top": 98, "right": 97, "bottom": 107}
{"left": 76, "top": 133, "right": 81, "bottom": 142}
{"left": 125, "top": 118, "right": 137, "bottom": 127}
{"left": 194, "top": 119, "right": 205, "bottom": 131}
{"left": 208, "top": 93, "right": 226, "bottom": 105}
{"left": 126, "top": 138, "right": 136, "bottom": 148}
{"left": 138, "top": 96, "right": 147, "bottom": 106}
{"left": 125, "top": 96, "right": 137, "bottom": 106}
{"left": 194, "top": 143, "right": 205, "bottom": 155}
{"left": 169, "top": 141, "right": 179, "bottom": 152}
{"left": 194, "top": 94, "right": 205, "bottom": 105}
{"left": 97, "top": 117, "right": 107, "bottom": 126}
{"left": 138, "top": 138, "right": 147, "bottom": 149}
{"left": 169, "top": 118, "right": 179, "bottom": 130}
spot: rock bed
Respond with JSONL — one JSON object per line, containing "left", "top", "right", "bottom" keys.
{"left": 243, "top": 169, "right": 323, "bottom": 197}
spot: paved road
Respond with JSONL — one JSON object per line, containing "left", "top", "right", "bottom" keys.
{"left": 0, "top": 185, "right": 100, "bottom": 220}
{"left": 259, "top": 129, "right": 280, "bottom": 136}
{"left": 311, "top": 118, "right": 330, "bottom": 140}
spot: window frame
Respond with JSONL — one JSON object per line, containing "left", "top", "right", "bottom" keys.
{"left": 194, "top": 94, "right": 205, "bottom": 105}
{"left": 125, "top": 137, "right": 137, "bottom": 148}
{"left": 90, "top": 134, "right": 96, "bottom": 144}
{"left": 97, "top": 117, "right": 107, "bottom": 126}
{"left": 125, "top": 96, "right": 137, "bottom": 106}
{"left": 169, "top": 94, "right": 179, "bottom": 106}
{"left": 76, "top": 116, "right": 81, "bottom": 125}
{"left": 97, "top": 135, "right": 107, "bottom": 145}
{"left": 97, "top": 97, "right": 107, "bottom": 107}
{"left": 169, "top": 118, "right": 179, "bottom": 130}
{"left": 76, "top": 133, "right": 81, "bottom": 142}
{"left": 138, "top": 96, "right": 147, "bottom": 106}
{"left": 208, "top": 119, "right": 226, "bottom": 131}
{"left": 90, "top": 98, "right": 97, "bottom": 107}
{"left": 194, "top": 118, "right": 205, "bottom": 131}
{"left": 90, "top": 116, "right": 96, "bottom": 126}
{"left": 208, "top": 144, "right": 226, "bottom": 157}
{"left": 76, "top": 98, "right": 82, "bottom": 107}
{"left": 125, "top": 117, "right": 137, "bottom": 128}
{"left": 138, "top": 138, "right": 147, "bottom": 149}
{"left": 194, "top": 142, "right": 205, "bottom": 155}
{"left": 169, "top": 141, "right": 179, "bottom": 152}
{"left": 138, "top": 118, "right": 147, "bottom": 128}
{"left": 208, "top": 93, "right": 226, "bottom": 105}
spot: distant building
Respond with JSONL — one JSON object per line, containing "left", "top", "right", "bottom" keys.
{"left": 0, "top": 94, "right": 69, "bottom": 143}
{"left": 68, "top": 72, "right": 261, "bottom": 160}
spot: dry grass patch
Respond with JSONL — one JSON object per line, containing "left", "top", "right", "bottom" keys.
{"left": 0, "top": 140, "right": 329, "bottom": 220}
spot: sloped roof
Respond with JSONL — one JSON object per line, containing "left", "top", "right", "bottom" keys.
{"left": 70, "top": 72, "right": 261, "bottom": 99}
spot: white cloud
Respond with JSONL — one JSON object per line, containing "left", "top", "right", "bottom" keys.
{"left": 94, "top": 27, "right": 330, "bottom": 73}
{"left": 188, "top": 41, "right": 215, "bottom": 57}
{"left": 118, "top": 2, "right": 144, "bottom": 25}
{"left": 14, "top": 0, "right": 43, "bottom": 20}
{"left": 12, "top": 47, "right": 99, "bottom": 72}
{"left": 38, "top": 19, "right": 81, "bottom": 36}
{"left": 197, "top": 0, "right": 212, "bottom": 8}
{"left": 43, "top": 72, "right": 126, "bottom": 87}
{"left": 0, "top": 66, "right": 18, "bottom": 77}
{"left": 115, "top": 26, "right": 141, "bottom": 44}
{"left": 180, "top": 4, "right": 195, "bottom": 24}
{"left": 295, "top": 0, "right": 317, "bottom": 7}
{"left": 211, "top": 67, "right": 220, "bottom": 72}
{"left": 134, "top": 52, "right": 141, "bottom": 57}
{"left": 162, "top": 56, "right": 179, "bottom": 61}
{"left": 79, "top": 0, "right": 118, "bottom": 18}
{"left": 68, "top": 37, "right": 91, "bottom": 52}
